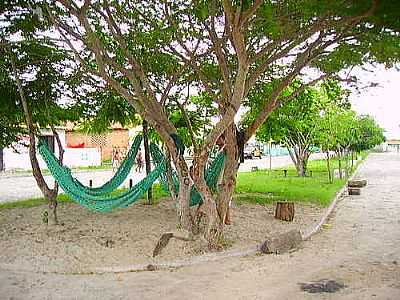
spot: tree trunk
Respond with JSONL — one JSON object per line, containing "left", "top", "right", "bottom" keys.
{"left": 348, "top": 187, "right": 361, "bottom": 195}
{"left": 338, "top": 155, "right": 342, "bottom": 179}
{"left": 143, "top": 120, "right": 152, "bottom": 204}
{"left": 165, "top": 148, "right": 177, "bottom": 202}
{"left": 10, "top": 52, "right": 60, "bottom": 225}
{"left": 288, "top": 145, "right": 309, "bottom": 177}
{"left": 0, "top": 148, "right": 4, "bottom": 172}
{"left": 297, "top": 158, "right": 306, "bottom": 177}
{"left": 216, "top": 125, "right": 239, "bottom": 227}
{"left": 348, "top": 179, "right": 367, "bottom": 188}
{"left": 192, "top": 150, "right": 222, "bottom": 248}
{"left": 275, "top": 202, "right": 295, "bottom": 221}
{"left": 48, "top": 193, "right": 58, "bottom": 225}
{"left": 351, "top": 151, "right": 354, "bottom": 169}
{"left": 326, "top": 151, "right": 332, "bottom": 183}
{"left": 174, "top": 155, "right": 191, "bottom": 231}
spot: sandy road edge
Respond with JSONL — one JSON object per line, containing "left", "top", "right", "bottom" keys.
{"left": 0, "top": 157, "right": 367, "bottom": 275}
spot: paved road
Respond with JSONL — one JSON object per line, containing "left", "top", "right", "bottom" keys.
{"left": 1, "top": 152, "right": 399, "bottom": 299}
{"left": 0, "top": 153, "right": 324, "bottom": 203}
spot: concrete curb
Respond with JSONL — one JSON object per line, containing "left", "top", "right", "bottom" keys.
{"left": 301, "top": 157, "right": 365, "bottom": 240}
{"left": 93, "top": 247, "right": 259, "bottom": 274}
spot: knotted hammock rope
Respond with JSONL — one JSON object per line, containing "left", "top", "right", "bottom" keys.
{"left": 38, "top": 136, "right": 225, "bottom": 212}
{"left": 73, "top": 135, "right": 143, "bottom": 195}
{"left": 38, "top": 138, "right": 165, "bottom": 212}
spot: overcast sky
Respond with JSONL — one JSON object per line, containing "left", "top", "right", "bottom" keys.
{"left": 350, "top": 65, "right": 400, "bottom": 140}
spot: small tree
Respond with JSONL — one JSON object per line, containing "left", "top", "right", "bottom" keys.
{"left": 1, "top": 1, "right": 79, "bottom": 223}
{"left": 243, "top": 83, "right": 324, "bottom": 176}
{"left": 351, "top": 115, "right": 385, "bottom": 154}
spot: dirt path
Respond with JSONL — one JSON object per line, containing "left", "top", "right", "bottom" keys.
{"left": 1, "top": 153, "right": 399, "bottom": 299}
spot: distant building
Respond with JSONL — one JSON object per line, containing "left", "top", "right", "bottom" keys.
{"left": 65, "top": 123, "right": 141, "bottom": 161}
{"left": 386, "top": 139, "right": 400, "bottom": 152}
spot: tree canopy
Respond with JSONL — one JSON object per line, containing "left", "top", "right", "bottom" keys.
{"left": 1, "top": 0, "right": 399, "bottom": 244}
{"left": 0, "top": 0, "right": 79, "bottom": 148}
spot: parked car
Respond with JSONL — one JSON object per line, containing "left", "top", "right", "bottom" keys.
{"left": 243, "top": 147, "right": 263, "bottom": 159}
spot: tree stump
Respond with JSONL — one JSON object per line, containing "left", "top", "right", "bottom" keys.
{"left": 348, "top": 179, "right": 367, "bottom": 188}
{"left": 251, "top": 166, "right": 259, "bottom": 172}
{"left": 275, "top": 202, "right": 295, "bottom": 221}
{"left": 348, "top": 187, "right": 361, "bottom": 195}
{"left": 260, "top": 229, "right": 302, "bottom": 254}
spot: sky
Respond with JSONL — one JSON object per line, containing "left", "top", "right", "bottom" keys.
{"left": 350, "top": 65, "right": 400, "bottom": 140}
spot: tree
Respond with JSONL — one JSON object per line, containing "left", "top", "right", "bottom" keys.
{"left": 0, "top": 74, "right": 26, "bottom": 171}
{"left": 1, "top": 0, "right": 79, "bottom": 223}
{"left": 351, "top": 115, "right": 385, "bottom": 153}
{"left": 43, "top": 0, "right": 400, "bottom": 246}
{"left": 243, "top": 83, "right": 324, "bottom": 176}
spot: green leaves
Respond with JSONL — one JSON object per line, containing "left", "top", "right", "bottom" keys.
{"left": 0, "top": 1, "right": 80, "bottom": 147}
{"left": 244, "top": 82, "right": 323, "bottom": 148}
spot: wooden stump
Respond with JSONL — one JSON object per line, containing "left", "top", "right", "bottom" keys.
{"left": 260, "top": 229, "right": 302, "bottom": 254}
{"left": 348, "top": 187, "right": 361, "bottom": 195}
{"left": 348, "top": 179, "right": 367, "bottom": 188}
{"left": 275, "top": 202, "right": 295, "bottom": 221}
{"left": 251, "top": 166, "right": 259, "bottom": 172}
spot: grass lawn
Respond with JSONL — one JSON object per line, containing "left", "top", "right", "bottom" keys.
{"left": 236, "top": 153, "right": 367, "bottom": 207}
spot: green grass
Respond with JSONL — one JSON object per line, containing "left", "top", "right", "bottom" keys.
{"left": 235, "top": 171, "right": 345, "bottom": 206}
{"left": 235, "top": 153, "right": 368, "bottom": 207}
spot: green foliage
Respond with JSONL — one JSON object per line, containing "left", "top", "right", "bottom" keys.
{"left": 42, "top": 0, "right": 400, "bottom": 153}
{"left": 77, "top": 88, "right": 140, "bottom": 134}
{"left": 247, "top": 84, "right": 323, "bottom": 146}
{"left": 351, "top": 115, "right": 385, "bottom": 152}
{"left": 319, "top": 107, "right": 357, "bottom": 152}
{"left": 0, "top": 0, "right": 80, "bottom": 148}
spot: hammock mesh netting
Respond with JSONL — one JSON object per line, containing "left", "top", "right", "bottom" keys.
{"left": 38, "top": 136, "right": 225, "bottom": 212}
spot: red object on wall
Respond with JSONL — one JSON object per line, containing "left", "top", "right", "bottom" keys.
{"left": 67, "top": 142, "right": 85, "bottom": 148}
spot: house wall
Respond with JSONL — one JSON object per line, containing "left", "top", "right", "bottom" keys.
{"left": 3, "top": 128, "right": 102, "bottom": 170}
{"left": 65, "top": 129, "right": 130, "bottom": 161}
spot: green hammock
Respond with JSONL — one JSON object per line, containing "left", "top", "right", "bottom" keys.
{"left": 38, "top": 139, "right": 164, "bottom": 212}
{"left": 43, "top": 135, "right": 142, "bottom": 196}
{"left": 39, "top": 137, "right": 226, "bottom": 212}
{"left": 149, "top": 143, "right": 226, "bottom": 206}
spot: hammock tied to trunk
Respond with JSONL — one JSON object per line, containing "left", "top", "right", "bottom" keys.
{"left": 38, "top": 135, "right": 225, "bottom": 212}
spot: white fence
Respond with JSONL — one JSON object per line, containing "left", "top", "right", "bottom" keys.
{"left": 63, "top": 148, "right": 101, "bottom": 168}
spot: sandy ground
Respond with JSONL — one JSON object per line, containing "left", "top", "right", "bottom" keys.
{"left": 0, "top": 198, "right": 322, "bottom": 274}
{"left": 1, "top": 152, "right": 399, "bottom": 299}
